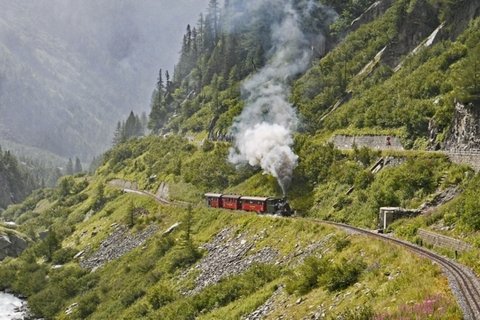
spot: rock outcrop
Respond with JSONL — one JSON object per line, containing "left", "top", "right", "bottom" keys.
{"left": 0, "top": 230, "right": 28, "bottom": 261}
{"left": 349, "top": 0, "right": 395, "bottom": 32}
{"left": 442, "top": 0, "right": 480, "bottom": 40}
{"left": 186, "top": 228, "right": 278, "bottom": 294}
{"left": 79, "top": 224, "right": 158, "bottom": 270}
{"left": 381, "top": 0, "right": 439, "bottom": 68}
{"left": 444, "top": 102, "right": 480, "bottom": 151}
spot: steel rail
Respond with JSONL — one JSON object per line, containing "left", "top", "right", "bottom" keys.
{"left": 320, "top": 220, "right": 480, "bottom": 320}
{"left": 117, "top": 183, "right": 480, "bottom": 319}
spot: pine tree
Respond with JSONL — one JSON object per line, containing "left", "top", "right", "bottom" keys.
{"left": 65, "top": 158, "right": 74, "bottom": 175}
{"left": 207, "top": 0, "right": 220, "bottom": 44}
{"left": 149, "top": 70, "right": 167, "bottom": 133}
{"left": 113, "top": 121, "right": 125, "bottom": 145}
{"left": 125, "top": 111, "right": 137, "bottom": 138}
{"left": 134, "top": 113, "right": 144, "bottom": 136}
{"left": 140, "top": 112, "right": 148, "bottom": 130}
{"left": 74, "top": 157, "right": 82, "bottom": 173}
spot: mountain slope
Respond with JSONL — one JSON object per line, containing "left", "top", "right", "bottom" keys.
{"left": 0, "top": 0, "right": 208, "bottom": 160}
{"left": 1, "top": 0, "right": 480, "bottom": 319}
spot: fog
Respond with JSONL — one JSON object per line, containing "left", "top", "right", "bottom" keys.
{"left": 0, "top": 0, "right": 209, "bottom": 161}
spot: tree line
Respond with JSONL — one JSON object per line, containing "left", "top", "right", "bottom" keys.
{"left": 0, "top": 147, "right": 37, "bottom": 209}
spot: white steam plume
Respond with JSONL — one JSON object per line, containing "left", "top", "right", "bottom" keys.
{"left": 229, "top": 2, "right": 311, "bottom": 195}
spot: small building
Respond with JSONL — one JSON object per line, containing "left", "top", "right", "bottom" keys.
{"left": 378, "top": 207, "right": 420, "bottom": 230}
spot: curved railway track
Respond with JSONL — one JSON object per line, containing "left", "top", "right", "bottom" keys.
{"left": 320, "top": 220, "right": 480, "bottom": 320}
{"left": 119, "top": 185, "right": 480, "bottom": 319}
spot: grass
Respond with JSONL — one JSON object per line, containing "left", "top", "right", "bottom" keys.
{"left": 0, "top": 167, "right": 464, "bottom": 319}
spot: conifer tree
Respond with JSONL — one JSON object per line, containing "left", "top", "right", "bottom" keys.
{"left": 149, "top": 69, "right": 167, "bottom": 133}
{"left": 113, "top": 121, "right": 125, "bottom": 145}
{"left": 125, "top": 111, "right": 137, "bottom": 138}
{"left": 74, "top": 157, "right": 83, "bottom": 173}
{"left": 65, "top": 158, "right": 74, "bottom": 175}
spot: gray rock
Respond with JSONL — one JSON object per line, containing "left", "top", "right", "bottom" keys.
{"left": 79, "top": 224, "right": 158, "bottom": 270}
{"left": 0, "top": 232, "right": 28, "bottom": 261}
{"left": 185, "top": 228, "right": 278, "bottom": 294}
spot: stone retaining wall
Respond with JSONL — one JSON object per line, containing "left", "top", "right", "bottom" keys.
{"left": 446, "top": 152, "right": 480, "bottom": 172}
{"left": 418, "top": 229, "right": 472, "bottom": 252}
{"left": 332, "top": 135, "right": 404, "bottom": 150}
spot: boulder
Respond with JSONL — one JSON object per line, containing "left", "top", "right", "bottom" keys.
{"left": 0, "top": 232, "right": 28, "bottom": 261}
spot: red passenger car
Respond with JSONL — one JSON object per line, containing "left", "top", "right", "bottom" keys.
{"left": 205, "top": 193, "right": 222, "bottom": 208}
{"left": 240, "top": 196, "right": 268, "bottom": 213}
{"left": 221, "top": 195, "right": 242, "bottom": 210}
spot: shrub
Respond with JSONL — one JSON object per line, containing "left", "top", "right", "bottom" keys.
{"left": 156, "top": 235, "right": 175, "bottom": 257}
{"left": 286, "top": 256, "right": 328, "bottom": 295}
{"left": 121, "top": 289, "right": 146, "bottom": 307}
{"left": 74, "top": 292, "right": 100, "bottom": 319}
{"left": 319, "top": 258, "right": 366, "bottom": 292}
{"left": 29, "top": 286, "right": 65, "bottom": 319}
{"left": 52, "top": 247, "right": 78, "bottom": 265}
{"left": 148, "top": 283, "right": 177, "bottom": 310}
{"left": 335, "top": 237, "right": 351, "bottom": 252}
{"left": 166, "top": 244, "right": 202, "bottom": 273}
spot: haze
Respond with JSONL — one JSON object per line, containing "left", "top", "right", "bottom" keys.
{"left": 0, "top": 0, "right": 209, "bottom": 162}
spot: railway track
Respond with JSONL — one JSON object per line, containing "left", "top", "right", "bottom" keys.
{"left": 120, "top": 185, "right": 480, "bottom": 319}
{"left": 320, "top": 220, "right": 480, "bottom": 320}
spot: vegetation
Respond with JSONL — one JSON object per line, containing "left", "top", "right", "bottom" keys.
{"left": 1, "top": 0, "right": 480, "bottom": 319}
{"left": 0, "top": 147, "right": 37, "bottom": 210}
{"left": 0, "top": 176, "right": 461, "bottom": 318}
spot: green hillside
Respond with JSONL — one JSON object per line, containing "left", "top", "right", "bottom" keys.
{"left": 0, "top": 155, "right": 461, "bottom": 319}
{"left": 1, "top": 0, "right": 480, "bottom": 319}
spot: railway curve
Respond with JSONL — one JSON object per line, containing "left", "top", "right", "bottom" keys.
{"left": 117, "top": 183, "right": 480, "bottom": 319}
{"left": 320, "top": 220, "right": 480, "bottom": 320}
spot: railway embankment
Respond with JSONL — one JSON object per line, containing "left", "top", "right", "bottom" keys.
{"left": 322, "top": 221, "right": 480, "bottom": 320}
{"left": 113, "top": 181, "right": 474, "bottom": 318}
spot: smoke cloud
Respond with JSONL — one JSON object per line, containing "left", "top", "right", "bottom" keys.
{"left": 229, "top": 1, "right": 312, "bottom": 195}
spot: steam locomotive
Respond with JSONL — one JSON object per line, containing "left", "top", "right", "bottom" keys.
{"left": 204, "top": 193, "right": 293, "bottom": 216}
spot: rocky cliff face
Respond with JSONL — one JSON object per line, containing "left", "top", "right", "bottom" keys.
{"left": 444, "top": 102, "right": 480, "bottom": 151}
{"left": 349, "top": 0, "right": 395, "bottom": 32}
{"left": 0, "top": 230, "right": 28, "bottom": 261}
{"left": 381, "top": 0, "right": 439, "bottom": 68}
{"left": 443, "top": 0, "right": 480, "bottom": 40}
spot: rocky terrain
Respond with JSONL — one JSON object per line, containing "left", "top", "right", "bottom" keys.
{"left": 79, "top": 224, "right": 158, "bottom": 270}
{"left": 0, "top": 228, "right": 28, "bottom": 261}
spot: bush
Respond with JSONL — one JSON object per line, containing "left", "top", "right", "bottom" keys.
{"left": 121, "top": 289, "right": 146, "bottom": 307}
{"left": 166, "top": 244, "right": 202, "bottom": 273}
{"left": 148, "top": 283, "right": 177, "bottom": 310}
{"left": 319, "top": 258, "right": 366, "bottom": 292}
{"left": 156, "top": 235, "right": 175, "bottom": 257}
{"left": 286, "top": 256, "right": 328, "bottom": 295}
{"left": 74, "top": 292, "right": 100, "bottom": 319}
{"left": 29, "top": 286, "right": 65, "bottom": 319}
{"left": 335, "top": 237, "right": 351, "bottom": 252}
{"left": 52, "top": 247, "right": 78, "bottom": 264}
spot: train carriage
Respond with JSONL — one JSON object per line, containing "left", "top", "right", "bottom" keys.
{"left": 221, "top": 195, "right": 242, "bottom": 210}
{"left": 205, "top": 193, "right": 222, "bottom": 208}
{"left": 240, "top": 196, "right": 268, "bottom": 213}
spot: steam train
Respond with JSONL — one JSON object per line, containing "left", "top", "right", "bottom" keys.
{"left": 204, "top": 193, "right": 293, "bottom": 216}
